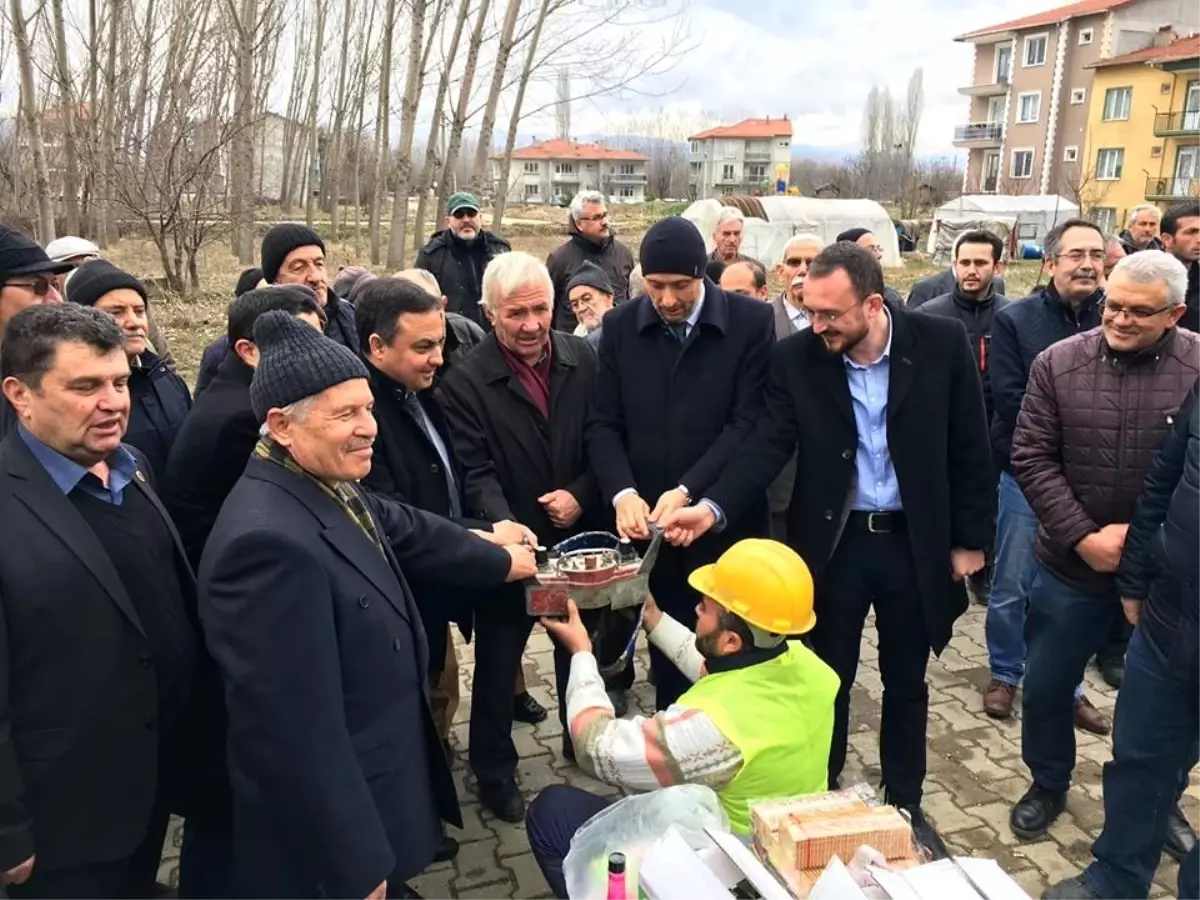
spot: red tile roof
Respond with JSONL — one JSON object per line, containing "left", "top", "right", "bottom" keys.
{"left": 509, "top": 139, "right": 648, "bottom": 161}
{"left": 956, "top": 0, "right": 1133, "bottom": 41}
{"left": 688, "top": 117, "right": 793, "bottom": 141}
{"left": 1085, "top": 32, "right": 1200, "bottom": 67}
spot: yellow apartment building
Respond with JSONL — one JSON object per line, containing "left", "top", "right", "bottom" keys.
{"left": 1080, "top": 30, "right": 1199, "bottom": 234}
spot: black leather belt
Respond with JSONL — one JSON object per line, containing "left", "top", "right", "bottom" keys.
{"left": 847, "top": 510, "right": 906, "bottom": 534}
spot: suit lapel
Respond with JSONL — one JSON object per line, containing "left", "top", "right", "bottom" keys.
{"left": 772, "top": 296, "right": 793, "bottom": 340}
{"left": 812, "top": 342, "right": 855, "bottom": 430}
{"left": 885, "top": 304, "right": 919, "bottom": 423}
{"left": 130, "top": 466, "right": 196, "bottom": 582}
{"left": 5, "top": 439, "right": 145, "bottom": 636}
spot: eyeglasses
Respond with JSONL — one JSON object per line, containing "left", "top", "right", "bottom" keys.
{"left": 801, "top": 303, "right": 857, "bottom": 325}
{"left": 451, "top": 208, "right": 478, "bottom": 219}
{"left": 1057, "top": 250, "right": 1106, "bottom": 264}
{"left": 1100, "top": 299, "right": 1172, "bottom": 320}
{"left": 578, "top": 212, "right": 609, "bottom": 222}
{"left": 3, "top": 275, "right": 53, "bottom": 297}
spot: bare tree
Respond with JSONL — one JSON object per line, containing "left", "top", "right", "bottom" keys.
{"left": 492, "top": 0, "right": 553, "bottom": 228}
{"left": 368, "top": 0, "right": 396, "bottom": 264}
{"left": 98, "top": 0, "right": 123, "bottom": 245}
{"left": 48, "top": 0, "right": 81, "bottom": 234}
{"left": 228, "top": 0, "right": 259, "bottom": 262}
{"left": 437, "top": 0, "right": 492, "bottom": 214}
{"left": 9, "top": 0, "right": 56, "bottom": 241}
{"left": 304, "top": 0, "right": 328, "bottom": 226}
{"left": 279, "top": 5, "right": 312, "bottom": 211}
{"left": 325, "top": 0, "right": 358, "bottom": 237}
{"left": 470, "top": 0, "right": 523, "bottom": 193}
{"left": 385, "top": 0, "right": 430, "bottom": 267}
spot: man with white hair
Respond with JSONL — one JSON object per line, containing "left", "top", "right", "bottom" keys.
{"left": 709, "top": 207, "right": 754, "bottom": 265}
{"left": 199, "top": 312, "right": 536, "bottom": 898}
{"left": 773, "top": 234, "right": 823, "bottom": 337}
{"left": 1008, "top": 250, "right": 1199, "bottom": 842}
{"left": 1118, "top": 204, "right": 1164, "bottom": 256}
{"left": 546, "top": 191, "right": 635, "bottom": 332}
{"left": 440, "top": 251, "right": 611, "bottom": 822}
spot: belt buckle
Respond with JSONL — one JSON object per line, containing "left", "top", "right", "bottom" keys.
{"left": 867, "top": 512, "right": 887, "bottom": 534}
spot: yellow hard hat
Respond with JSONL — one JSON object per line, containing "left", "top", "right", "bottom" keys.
{"left": 687, "top": 539, "right": 817, "bottom": 636}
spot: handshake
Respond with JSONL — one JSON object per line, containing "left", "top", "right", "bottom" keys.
{"left": 471, "top": 520, "right": 540, "bottom": 580}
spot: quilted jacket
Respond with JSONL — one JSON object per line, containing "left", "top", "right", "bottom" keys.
{"left": 1012, "top": 326, "right": 1200, "bottom": 595}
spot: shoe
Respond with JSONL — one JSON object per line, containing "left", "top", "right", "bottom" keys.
{"left": 1164, "top": 803, "right": 1197, "bottom": 862}
{"left": 1042, "top": 875, "right": 1100, "bottom": 899}
{"left": 1097, "top": 657, "right": 1124, "bottom": 690}
{"left": 562, "top": 734, "right": 577, "bottom": 764}
{"left": 1010, "top": 784, "right": 1067, "bottom": 840}
{"left": 479, "top": 777, "right": 525, "bottom": 823}
{"left": 607, "top": 688, "right": 629, "bottom": 717}
{"left": 900, "top": 806, "right": 949, "bottom": 860}
{"left": 1074, "top": 695, "right": 1112, "bottom": 736}
{"left": 513, "top": 691, "right": 548, "bottom": 725}
{"left": 433, "top": 832, "right": 460, "bottom": 862}
{"left": 967, "top": 571, "right": 991, "bottom": 607}
{"left": 983, "top": 680, "right": 1017, "bottom": 719}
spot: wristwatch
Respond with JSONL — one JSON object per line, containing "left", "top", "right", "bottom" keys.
{"left": 676, "top": 484, "right": 693, "bottom": 504}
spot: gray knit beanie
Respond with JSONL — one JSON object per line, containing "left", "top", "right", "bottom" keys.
{"left": 250, "top": 309, "right": 368, "bottom": 422}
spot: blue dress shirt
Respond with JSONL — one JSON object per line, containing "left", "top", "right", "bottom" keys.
{"left": 844, "top": 309, "right": 902, "bottom": 511}
{"left": 19, "top": 424, "right": 138, "bottom": 505}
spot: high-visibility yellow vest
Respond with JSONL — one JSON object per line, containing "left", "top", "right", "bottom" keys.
{"left": 681, "top": 641, "right": 840, "bottom": 834}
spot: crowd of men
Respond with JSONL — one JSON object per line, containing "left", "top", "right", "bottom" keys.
{"left": 0, "top": 190, "right": 1196, "bottom": 900}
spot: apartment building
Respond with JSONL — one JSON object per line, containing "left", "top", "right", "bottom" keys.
{"left": 953, "top": 0, "right": 1199, "bottom": 197}
{"left": 1080, "top": 31, "right": 1199, "bottom": 232}
{"left": 687, "top": 117, "right": 792, "bottom": 200}
{"left": 491, "top": 139, "right": 649, "bottom": 206}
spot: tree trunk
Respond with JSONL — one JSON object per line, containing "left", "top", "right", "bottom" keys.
{"left": 386, "top": 0, "right": 429, "bottom": 268}
{"left": 325, "top": 0, "right": 355, "bottom": 237}
{"left": 369, "top": 0, "right": 396, "bottom": 265}
{"left": 229, "top": 0, "right": 257, "bottom": 263}
{"left": 492, "top": 0, "right": 550, "bottom": 230}
{"left": 85, "top": 0, "right": 100, "bottom": 233}
{"left": 437, "top": 0, "right": 491, "bottom": 214}
{"left": 470, "top": 0, "right": 522, "bottom": 194}
{"left": 10, "top": 0, "right": 56, "bottom": 242}
{"left": 279, "top": 7, "right": 311, "bottom": 212}
{"left": 412, "top": 0, "right": 470, "bottom": 255}
{"left": 126, "top": 0, "right": 157, "bottom": 159}
{"left": 350, "top": 8, "right": 372, "bottom": 260}
{"left": 49, "top": 0, "right": 81, "bottom": 235}
{"left": 304, "top": 0, "right": 327, "bottom": 226}
{"left": 98, "top": 0, "right": 123, "bottom": 246}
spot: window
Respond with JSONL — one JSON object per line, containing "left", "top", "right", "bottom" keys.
{"left": 747, "top": 165, "right": 766, "bottom": 180}
{"left": 618, "top": 186, "right": 635, "bottom": 198}
{"left": 1024, "top": 33, "right": 1048, "bottom": 67}
{"left": 619, "top": 163, "right": 635, "bottom": 175}
{"left": 1078, "top": 27, "right": 1094, "bottom": 45}
{"left": 1070, "top": 88, "right": 1086, "bottom": 105}
{"left": 1063, "top": 146, "right": 1079, "bottom": 162}
{"left": 723, "top": 141, "right": 737, "bottom": 159}
{"left": 722, "top": 164, "right": 736, "bottom": 181}
{"left": 524, "top": 184, "right": 539, "bottom": 198}
{"left": 1011, "top": 148, "right": 1035, "bottom": 179}
{"left": 1092, "top": 207, "right": 1116, "bottom": 234}
{"left": 555, "top": 162, "right": 575, "bottom": 174}
{"left": 995, "top": 43, "right": 1013, "bottom": 83}
{"left": 1102, "top": 86, "right": 1132, "bottom": 121}
{"left": 1096, "top": 147, "right": 1124, "bottom": 180}
{"left": 523, "top": 162, "right": 538, "bottom": 173}
{"left": 690, "top": 141, "right": 701, "bottom": 154}
{"left": 1017, "top": 92, "right": 1042, "bottom": 123}
{"left": 1018, "top": 223, "right": 1039, "bottom": 239}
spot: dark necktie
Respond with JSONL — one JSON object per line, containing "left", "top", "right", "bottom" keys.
{"left": 402, "top": 392, "right": 462, "bottom": 519}
{"left": 668, "top": 322, "right": 688, "bottom": 343}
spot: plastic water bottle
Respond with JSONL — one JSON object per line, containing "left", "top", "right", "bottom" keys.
{"left": 606, "top": 851, "right": 627, "bottom": 900}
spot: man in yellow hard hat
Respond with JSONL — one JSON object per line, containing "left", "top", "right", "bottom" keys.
{"left": 525, "top": 539, "right": 840, "bottom": 899}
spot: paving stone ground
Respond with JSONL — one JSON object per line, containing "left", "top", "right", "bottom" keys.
{"left": 158, "top": 603, "right": 1199, "bottom": 898}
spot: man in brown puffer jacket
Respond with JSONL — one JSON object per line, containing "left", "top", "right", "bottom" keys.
{"left": 1007, "top": 250, "right": 1200, "bottom": 843}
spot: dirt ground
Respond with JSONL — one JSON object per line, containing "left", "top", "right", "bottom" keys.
{"left": 102, "top": 206, "right": 1047, "bottom": 387}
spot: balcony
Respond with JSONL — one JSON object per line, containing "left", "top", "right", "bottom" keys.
{"left": 1153, "top": 110, "right": 1200, "bottom": 137}
{"left": 743, "top": 150, "right": 773, "bottom": 162}
{"left": 609, "top": 173, "right": 647, "bottom": 184}
{"left": 1145, "top": 176, "right": 1199, "bottom": 200}
{"left": 953, "top": 122, "right": 1004, "bottom": 147}
{"left": 551, "top": 172, "right": 580, "bottom": 182}
{"left": 958, "top": 74, "right": 1010, "bottom": 97}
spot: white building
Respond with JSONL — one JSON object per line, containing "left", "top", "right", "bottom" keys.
{"left": 688, "top": 117, "right": 794, "bottom": 200}
{"left": 491, "top": 139, "right": 650, "bottom": 205}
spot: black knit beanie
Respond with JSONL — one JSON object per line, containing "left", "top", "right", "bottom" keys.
{"left": 261, "top": 224, "right": 325, "bottom": 284}
{"left": 836, "top": 227, "right": 872, "bottom": 244}
{"left": 250, "top": 309, "right": 368, "bottom": 422}
{"left": 639, "top": 217, "right": 706, "bottom": 279}
{"left": 235, "top": 267, "right": 265, "bottom": 297}
{"left": 67, "top": 260, "right": 148, "bottom": 308}
{"left": 566, "top": 260, "right": 613, "bottom": 296}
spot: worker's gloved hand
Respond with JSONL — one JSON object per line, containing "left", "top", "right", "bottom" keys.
{"left": 541, "top": 599, "right": 593, "bottom": 654}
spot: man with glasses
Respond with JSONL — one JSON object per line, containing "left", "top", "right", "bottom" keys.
{"left": 415, "top": 192, "right": 511, "bottom": 332}
{"left": 658, "top": 243, "right": 994, "bottom": 854}
{"left": 566, "top": 261, "right": 615, "bottom": 346}
{"left": 1008, "top": 250, "right": 1199, "bottom": 842}
{"left": 984, "top": 219, "right": 1110, "bottom": 732}
{"left": 548, "top": 191, "right": 634, "bottom": 333}
{"left": 0, "top": 227, "right": 71, "bottom": 438}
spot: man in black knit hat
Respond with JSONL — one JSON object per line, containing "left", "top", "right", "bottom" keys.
{"left": 587, "top": 216, "right": 775, "bottom": 710}
{"left": 566, "top": 260, "right": 614, "bottom": 346}
{"left": 199, "top": 312, "right": 536, "bottom": 899}
{"left": 68, "top": 260, "right": 191, "bottom": 482}
{"left": 259, "top": 223, "right": 359, "bottom": 351}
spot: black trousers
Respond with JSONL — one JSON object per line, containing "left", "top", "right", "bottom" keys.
{"left": 9, "top": 803, "right": 170, "bottom": 899}
{"left": 526, "top": 785, "right": 613, "bottom": 899}
{"left": 1097, "top": 613, "right": 1133, "bottom": 667}
{"left": 809, "top": 525, "right": 931, "bottom": 809}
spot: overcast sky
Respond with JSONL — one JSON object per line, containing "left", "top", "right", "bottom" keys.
{"left": 526, "top": 0, "right": 1059, "bottom": 158}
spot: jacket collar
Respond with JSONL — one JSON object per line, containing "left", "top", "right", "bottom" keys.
{"left": 704, "top": 640, "right": 787, "bottom": 675}
{"left": 1043, "top": 282, "right": 1103, "bottom": 320}
{"left": 950, "top": 283, "right": 997, "bottom": 313}
{"left": 476, "top": 330, "right": 581, "bottom": 385}
{"left": 1101, "top": 326, "right": 1179, "bottom": 365}
{"left": 634, "top": 279, "right": 730, "bottom": 336}
{"left": 215, "top": 348, "right": 254, "bottom": 386}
